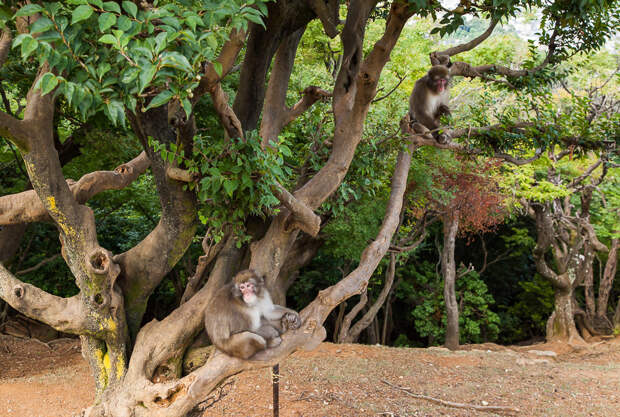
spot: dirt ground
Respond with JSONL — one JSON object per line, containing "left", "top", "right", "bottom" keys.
{"left": 1, "top": 335, "right": 619, "bottom": 417}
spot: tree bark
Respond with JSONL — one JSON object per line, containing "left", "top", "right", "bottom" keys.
{"left": 613, "top": 297, "right": 620, "bottom": 331}
{"left": 597, "top": 238, "right": 618, "bottom": 319}
{"left": 546, "top": 285, "right": 581, "bottom": 343}
{"left": 442, "top": 212, "right": 460, "bottom": 350}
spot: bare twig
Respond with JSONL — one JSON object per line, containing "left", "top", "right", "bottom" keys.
{"left": 372, "top": 73, "right": 407, "bottom": 103}
{"left": 382, "top": 379, "right": 520, "bottom": 415}
{"left": 16, "top": 254, "right": 61, "bottom": 275}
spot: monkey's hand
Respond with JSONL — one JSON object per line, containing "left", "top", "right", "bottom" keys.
{"left": 281, "top": 312, "right": 302, "bottom": 331}
{"left": 436, "top": 132, "right": 451, "bottom": 144}
{"left": 438, "top": 104, "right": 451, "bottom": 116}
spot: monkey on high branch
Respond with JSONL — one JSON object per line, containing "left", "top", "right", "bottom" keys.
{"left": 204, "top": 269, "right": 302, "bottom": 360}
{"left": 409, "top": 65, "right": 452, "bottom": 144}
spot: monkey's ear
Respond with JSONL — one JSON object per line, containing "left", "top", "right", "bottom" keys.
{"left": 259, "top": 274, "right": 266, "bottom": 285}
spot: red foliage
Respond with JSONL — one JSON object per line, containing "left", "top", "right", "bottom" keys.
{"left": 424, "top": 156, "right": 507, "bottom": 235}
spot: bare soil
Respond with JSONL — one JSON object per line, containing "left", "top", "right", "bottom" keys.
{"left": 1, "top": 335, "right": 619, "bottom": 417}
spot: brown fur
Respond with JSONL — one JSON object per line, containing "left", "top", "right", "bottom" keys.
{"left": 204, "top": 269, "right": 302, "bottom": 360}
{"left": 409, "top": 65, "right": 452, "bottom": 143}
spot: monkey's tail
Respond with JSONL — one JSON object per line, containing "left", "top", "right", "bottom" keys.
{"left": 218, "top": 331, "right": 267, "bottom": 360}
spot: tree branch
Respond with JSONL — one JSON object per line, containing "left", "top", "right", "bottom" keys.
{"left": 260, "top": 28, "right": 307, "bottom": 146}
{"left": 194, "top": 29, "right": 247, "bottom": 101}
{"left": 345, "top": 252, "right": 397, "bottom": 342}
{"left": 16, "top": 254, "right": 61, "bottom": 275}
{"left": 446, "top": 25, "right": 558, "bottom": 87}
{"left": 431, "top": 19, "right": 500, "bottom": 61}
{"left": 308, "top": 0, "right": 340, "bottom": 38}
{"left": 210, "top": 83, "right": 244, "bottom": 139}
{"left": 0, "top": 263, "right": 89, "bottom": 334}
{"left": 0, "top": 152, "right": 150, "bottom": 225}
{"left": 400, "top": 114, "right": 543, "bottom": 165}
{"left": 272, "top": 183, "right": 321, "bottom": 237}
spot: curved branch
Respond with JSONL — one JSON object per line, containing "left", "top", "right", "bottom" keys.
{"left": 431, "top": 19, "right": 500, "bottom": 61}
{"left": 283, "top": 86, "right": 331, "bottom": 129}
{"left": 16, "top": 254, "right": 61, "bottom": 275}
{"left": 0, "top": 263, "right": 88, "bottom": 334}
{"left": 0, "top": 152, "right": 150, "bottom": 225}
{"left": 447, "top": 25, "right": 558, "bottom": 86}
{"left": 211, "top": 83, "right": 244, "bottom": 139}
{"left": 337, "top": 289, "right": 368, "bottom": 343}
{"left": 345, "top": 252, "right": 397, "bottom": 342}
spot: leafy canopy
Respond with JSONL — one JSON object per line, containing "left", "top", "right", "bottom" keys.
{"left": 10, "top": 0, "right": 270, "bottom": 125}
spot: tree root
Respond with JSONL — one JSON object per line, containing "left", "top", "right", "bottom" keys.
{"left": 382, "top": 379, "right": 520, "bottom": 415}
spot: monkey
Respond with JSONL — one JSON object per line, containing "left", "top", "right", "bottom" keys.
{"left": 204, "top": 269, "right": 302, "bottom": 360}
{"left": 409, "top": 65, "right": 452, "bottom": 144}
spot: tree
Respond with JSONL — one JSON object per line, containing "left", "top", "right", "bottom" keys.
{"left": 0, "top": 1, "right": 618, "bottom": 416}
{"left": 420, "top": 156, "right": 507, "bottom": 349}
{"left": 518, "top": 151, "right": 619, "bottom": 343}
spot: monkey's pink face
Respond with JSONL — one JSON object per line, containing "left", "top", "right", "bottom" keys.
{"left": 238, "top": 282, "right": 257, "bottom": 304}
{"left": 434, "top": 78, "right": 447, "bottom": 93}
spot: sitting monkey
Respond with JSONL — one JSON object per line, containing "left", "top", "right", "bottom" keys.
{"left": 409, "top": 65, "right": 452, "bottom": 143}
{"left": 204, "top": 269, "right": 302, "bottom": 359}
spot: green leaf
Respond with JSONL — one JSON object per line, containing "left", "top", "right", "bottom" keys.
{"left": 244, "top": 13, "right": 265, "bottom": 28}
{"left": 40, "top": 73, "right": 59, "bottom": 95}
{"left": 154, "top": 31, "right": 167, "bottom": 55}
{"left": 98, "top": 13, "right": 117, "bottom": 32}
{"left": 72, "top": 5, "right": 94, "bottom": 25}
{"left": 138, "top": 63, "right": 157, "bottom": 94}
{"left": 97, "top": 62, "right": 111, "bottom": 80}
{"left": 30, "top": 17, "right": 54, "bottom": 34}
{"left": 15, "top": 4, "right": 43, "bottom": 17}
{"left": 160, "top": 51, "right": 192, "bottom": 73}
{"left": 146, "top": 90, "right": 173, "bottom": 110}
{"left": 116, "top": 15, "right": 132, "bottom": 31}
{"left": 122, "top": 1, "right": 138, "bottom": 18}
{"left": 20, "top": 36, "right": 38, "bottom": 59}
{"left": 98, "top": 34, "right": 117, "bottom": 45}
{"left": 212, "top": 61, "right": 222, "bottom": 77}
{"left": 184, "top": 15, "right": 203, "bottom": 31}
{"left": 105, "top": 99, "right": 125, "bottom": 126}
{"left": 280, "top": 144, "right": 292, "bottom": 157}
{"left": 102, "top": 1, "right": 121, "bottom": 13}
{"left": 181, "top": 97, "right": 192, "bottom": 118}
{"left": 223, "top": 180, "right": 238, "bottom": 197}
{"left": 120, "top": 66, "right": 140, "bottom": 83}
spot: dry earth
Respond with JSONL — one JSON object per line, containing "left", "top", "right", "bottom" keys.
{"left": 1, "top": 335, "right": 619, "bottom": 417}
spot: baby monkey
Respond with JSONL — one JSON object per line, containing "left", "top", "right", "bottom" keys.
{"left": 204, "top": 269, "right": 302, "bottom": 359}
{"left": 409, "top": 65, "right": 452, "bottom": 143}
